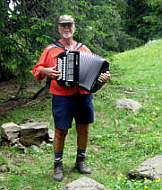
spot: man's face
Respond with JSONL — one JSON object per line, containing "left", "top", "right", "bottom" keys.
{"left": 58, "top": 23, "right": 75, "bottom": 39}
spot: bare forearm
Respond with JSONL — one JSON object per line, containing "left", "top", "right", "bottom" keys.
{"left": 37, "top": 66, "right": 47, "bottom": 78}
{"left": 37, "top": 66, "right": 60, "bottom": 79}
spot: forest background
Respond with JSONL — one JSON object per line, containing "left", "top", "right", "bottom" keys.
{"left": 0, "top": 0, "right": 161, "bottom": 83}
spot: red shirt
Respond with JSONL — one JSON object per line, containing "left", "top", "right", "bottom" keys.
{"left": 32, "top": 39, "right": 92, "bottom": 95}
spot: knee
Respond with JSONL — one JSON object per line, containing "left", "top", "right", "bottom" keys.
{"left": 76, "top": 125, "right": 89, "bottom": 137}
{"left": 54, "top": 128, "right": 68, "bottom": 140}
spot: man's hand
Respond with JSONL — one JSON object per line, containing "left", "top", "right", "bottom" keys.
{"left": 98, "top": 71, "right": 111, "bottom": 83}
{"left": 39, "top": 66, "right": 60, "bottom": 79}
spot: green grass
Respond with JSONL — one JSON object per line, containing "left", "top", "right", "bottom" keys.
{"left": 0, "top": 40, "right": 162, "bottom": 189}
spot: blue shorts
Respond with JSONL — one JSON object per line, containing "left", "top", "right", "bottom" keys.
{"left": 52, "top": 94, "right": 94, "bottom": 130}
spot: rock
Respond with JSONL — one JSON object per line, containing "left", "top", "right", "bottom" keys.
{"left": 1, "top": 122, "right": 20, "bottom": 141}
{"left": 19, "top": 122, "right": 49, "bottom": 146}
{"left": 0, "top": 187, "right": 7, "bottom": 190}
{"left": 60, "top": 177, "right": 111, "bottom": 190}
{"left": 115, "top": 98, "right": 142, "bottom": 112}
{"left": 0, "top": 173, "right": 8, "bottom": 183}
{"left": 127, "top": 155, "right": 162, "bottom": 180}
{"left": 47, "top": 128, "right": 54, "bottom": 142}
{"left": 145, "top": 40, "right": 157, "bottom": 46}
{"left": 0, "top": 165, "right": 9, "bottom": 173}
{"left": 0, "top": 122, "right": 52, "bottom": 147}
{"left": 21, "top": 187, "right": 32, "bottom": 190}
{"left": 31, "top": 145, "right": 43, "bottom": 153}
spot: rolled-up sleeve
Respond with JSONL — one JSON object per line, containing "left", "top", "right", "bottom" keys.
{"left": 32, "top": 48, "right": 49, "bottom": 81}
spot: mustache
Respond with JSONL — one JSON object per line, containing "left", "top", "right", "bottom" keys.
{"left": 62, "top": 32, "right": 73, "bottom": 38}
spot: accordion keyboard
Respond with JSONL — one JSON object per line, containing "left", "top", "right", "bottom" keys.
{"left": 67, "top": 53, "right": 74, "bottom": 81}
{"left": 57, "top": 58, "right": 63, "bottom": 80}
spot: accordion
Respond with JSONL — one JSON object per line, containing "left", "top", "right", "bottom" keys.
{"left": 57, "top": 50, "right": 110, "bottom": 93}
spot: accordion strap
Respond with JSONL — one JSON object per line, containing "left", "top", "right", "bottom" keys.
{"left": 54, "top": 41, "right": 67, "bottom": 50}
{"left": 54, "top": 41, "right": 83, "bottom": 51}
{"left": 75, "top": 42, "right": 83, "bottom": 50}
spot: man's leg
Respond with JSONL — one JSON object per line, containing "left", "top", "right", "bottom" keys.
{"left": 53, "top": 128, "right": 68, "bottom": 181}
{"left": 75, "top": 124, "right": 91, "bottom": 174}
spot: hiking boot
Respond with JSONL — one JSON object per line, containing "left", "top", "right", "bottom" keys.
{"left": 53, "top": 162, "right": 63, "bottom": 181}
{"left": 75, "top": 157, "right": 91, "bottom": 174}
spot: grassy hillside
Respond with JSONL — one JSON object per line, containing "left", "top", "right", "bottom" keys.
{"left": 0, "top": 40, "right": 161, "bottom": 190}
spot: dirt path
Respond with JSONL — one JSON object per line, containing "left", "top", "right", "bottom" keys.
{"left": 0, "top": 80, "right": 44, "bottom": 118}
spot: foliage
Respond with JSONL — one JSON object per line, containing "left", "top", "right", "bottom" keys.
{"left": 122, "top": 0, "right": 162, "bottom": 42}
{"left": 0, "top": 0, "right": 55, "bottom": 83}
{"left": 0, "top": 39, "right": 161, "bottom": 190}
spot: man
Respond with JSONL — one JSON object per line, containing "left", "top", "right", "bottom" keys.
{"left": 33, "top": 15, "right": 110, "bottom": 181}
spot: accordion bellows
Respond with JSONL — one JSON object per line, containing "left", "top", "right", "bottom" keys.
{"left": 57, "top": 51, "right": 110, "bottom": 93}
